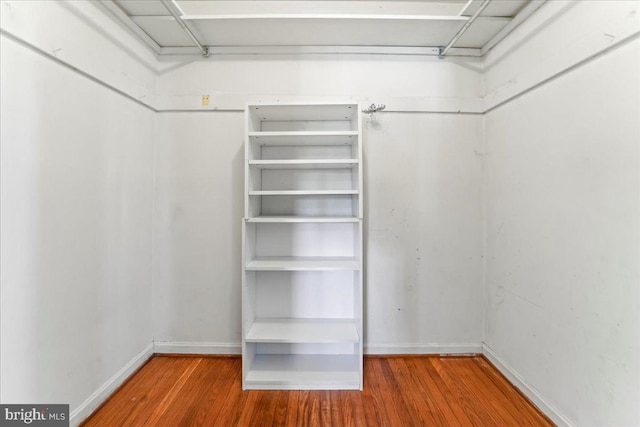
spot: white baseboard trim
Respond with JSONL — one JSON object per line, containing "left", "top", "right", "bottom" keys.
{"left": 70, "top": 342, "right": 154, "bottom": 426}
{"left": 365, "top": 342, "right": 483, "bottom": 355}
{"left": 153, "top": 341, "right": 482, "bottom": 356}
{"left": 154, "top": 341, "right": 242, "bottom": 355}
{"left": 482, "top": 344, "right": 574, "bottom": 427}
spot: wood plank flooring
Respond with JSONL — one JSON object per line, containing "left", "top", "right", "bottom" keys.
{"left": 81, "top": 355, "right": 554, "bottom": 426}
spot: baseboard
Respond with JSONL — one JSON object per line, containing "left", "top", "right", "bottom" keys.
{"left": 482, "top": 344, "right": 574, "bottom": 427}
{"left": 70, "top": 342, "right": 154, "bottom": 426}
{"left": 153, "top": 341, "right": 482, "bottom": 356}
{"left": 154, "top": 341, "right": 242, "bottom": 355}
{"left": 364, "top": 342, "right": 483, "bottom": 355}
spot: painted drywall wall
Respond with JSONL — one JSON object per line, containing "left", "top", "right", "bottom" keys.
{"left": 484, "top": 33, "right": 640, "bottom": 427}
{"left": 5, "top": 0, "right": 637, "bottom": 424}
{"left": 482, "top": 0, "right": 640, "bottom": 111}
{"left": 0, "top": 0, "right": 158, "bottom": 108}
{"left": 155, "top": 54, "right": 483, "bottom": 112}
{"left": 153, "top": 109, "right": 484, "bottom": 351}
{"left": 153, "top": 50, "right": 485, "bottom": 351}
{"left": 0, "top": 2, "right": 156, "bottom": 422}
{"left": 153, "top": 112, "right": 245, "bottom": 349}
{"left": 363, "top": 112, "right": 484, "bottom": 350}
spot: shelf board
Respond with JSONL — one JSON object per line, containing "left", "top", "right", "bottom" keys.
{"left": 249, "top": 190, "right": 358, "bottom": 196}
{"left": 245, "top": 354, "right": 360, "bottom": 390}
{"left": 249, "top": 159, "right": 358, "bottom": 169}
{"left": 249, "top": 131, "right": 357, "bottom": 146}
{"left": 246, "top": 256, "right": 359, "bottom": 271}
{"left": 246, "top": 318, "right": 359, "bottom": 343}
{"left": 246, "top": 216, "right": 359, "bottom": 223}
{"left": 248, "top": 105, "right": 357, "bottom": 122}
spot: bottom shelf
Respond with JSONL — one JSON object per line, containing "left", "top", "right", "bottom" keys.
{"left": 244, "top": 354, "right": 360, "bottom": 390}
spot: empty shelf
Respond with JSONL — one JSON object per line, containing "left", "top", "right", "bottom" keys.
{"left": 248, "top": 105, "right": 357, "bottom": 123}
{"left": 246, "top": 318, "right": 359, "bottom": 343}
{"left": 245, "top": 256, "right": 359, "bottom": 271}
{"left": 249, "top": 190, "right": 358, "bottom": 196}
{"left": 245, "top": 354, "right": 360, "bottom": 390}
{"left": 249, "top": 131, "right": 358, "bottom": 146}
{"left": 249, "top": 159, "right": 358, "bottom": 169}
{"left": 246, "top": 216, "right": 359, "bottom": 223}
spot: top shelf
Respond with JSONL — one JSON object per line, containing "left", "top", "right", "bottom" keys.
{"left": 249, "top": 104, "right": 358, "bottom": 122}
{"left": 248, "top": 104, "right": 359, "bottom": 132}
{"left": 249, "top": 131, "right": 358, "bottom": 146}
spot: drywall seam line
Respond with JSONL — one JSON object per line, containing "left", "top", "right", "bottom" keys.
{"left": 0, "top": 28, "right": 158, "bottom": 113}
{"left": 484, "top": 29, "right": 640, "bottom": 114}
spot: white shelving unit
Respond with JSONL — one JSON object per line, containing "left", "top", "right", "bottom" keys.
{"left": 242, "top": 102, "right": 363, "bottom": 390}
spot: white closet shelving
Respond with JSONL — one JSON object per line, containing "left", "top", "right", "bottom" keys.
{"left": 242, "top": 102, "right": 363, "bottom": 390}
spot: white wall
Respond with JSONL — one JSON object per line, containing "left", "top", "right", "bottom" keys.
{"left": 156, "top": 54, "right": 483, "bottom": 112}
{"left": 153, "top": 57, "right": 485, "bottom": 352}
{"left": 0, "top": 1, "right": 156, "bottom": 422}
{"left": 3, "top": 1, "right": 639, "bottom": 425}
{"left": 363, "top": 112, "right": 483, "bottom": 350}
{"left": 483, "top": 2, "right": 640, "bottom": 424}
{"left": 153, "top": 112, "right": 245, "bottom": 349}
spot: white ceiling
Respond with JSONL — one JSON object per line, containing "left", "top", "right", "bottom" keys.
{"left": 103, "top": 0, "right": 545, "bottom": 57}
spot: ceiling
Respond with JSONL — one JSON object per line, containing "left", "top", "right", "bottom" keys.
{"left": 102, "top": 0, "right": 546, "bottom": 57}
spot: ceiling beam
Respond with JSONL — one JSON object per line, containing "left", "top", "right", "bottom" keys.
{"left": 99, "top": 1, "right": 162, "bottom": 55}
{"left": 440, "top": 0, "right": 492, "bottom": 57}
{"left": 481, "top": 0, "right": 547, "bottom": 56}
{"left": 157, "top": 45, "right": 484, "bottom": 57}
{"left": 159, "top": 0, "right": 210, "bottom": 56}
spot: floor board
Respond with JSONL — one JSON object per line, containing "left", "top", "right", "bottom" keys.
{"left": 81, "top": 355, "right": 554, "bottom": 426}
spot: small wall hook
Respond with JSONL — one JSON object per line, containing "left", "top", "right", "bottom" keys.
{"left": 362, "top": 103, "right": 386, "bottom": 114}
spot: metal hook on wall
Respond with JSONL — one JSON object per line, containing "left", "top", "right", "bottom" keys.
{"left": 362, "top": 103, "right": 386, "bottom": 114}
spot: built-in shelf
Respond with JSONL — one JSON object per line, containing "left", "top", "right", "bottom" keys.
{"left": 246, "top": 256, "right": 359, "bottom": 271}
{"left": 249, "top": 159, "right": 358, "bottom": 169}
{"left": 246, "top": 216, "right": 359, "bottom": 223}
{"left": 245, "top": 354, "right": 360, "bottom": 390}
{"left": 249, "top": 190, "right": 358, "bottom": 196}
{"left": 249, "top": 131, "right": 358, "bottom": 146}
{"left": 243, "top": 102, "right": 363, "bottom": 390}
{"left": 246, "top": 318, "right": 359, "bottom": 343}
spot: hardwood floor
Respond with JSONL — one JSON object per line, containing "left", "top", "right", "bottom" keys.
{"left": 81, "top": 355, "right": 553, "bottom": 426}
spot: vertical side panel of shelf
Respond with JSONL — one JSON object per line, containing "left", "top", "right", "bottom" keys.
{"left": 244, "top": 341, "right": 257, "bottom": 390}
{"left": 244, "top": 105, "right": 251, "bottom": 219}
{"left": 357, "top": 105, "right": 363, "bottom": 219}
{"left": 352, "top": 105, "right": 364, "bottom": 388}
{"left": 359, "top": 103, "right": 364, "bottom": 388}
{"left": 242, "top": 221, "right": 258, "bottom": 390}
{"left": 357, "top": 219, "right": 364, "bottom": 390}
{"left": 241, "top": 219, "right": 247, "bottom": 388}
{"left": 244, "top": 271, "right": 257, "bottom": 389}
